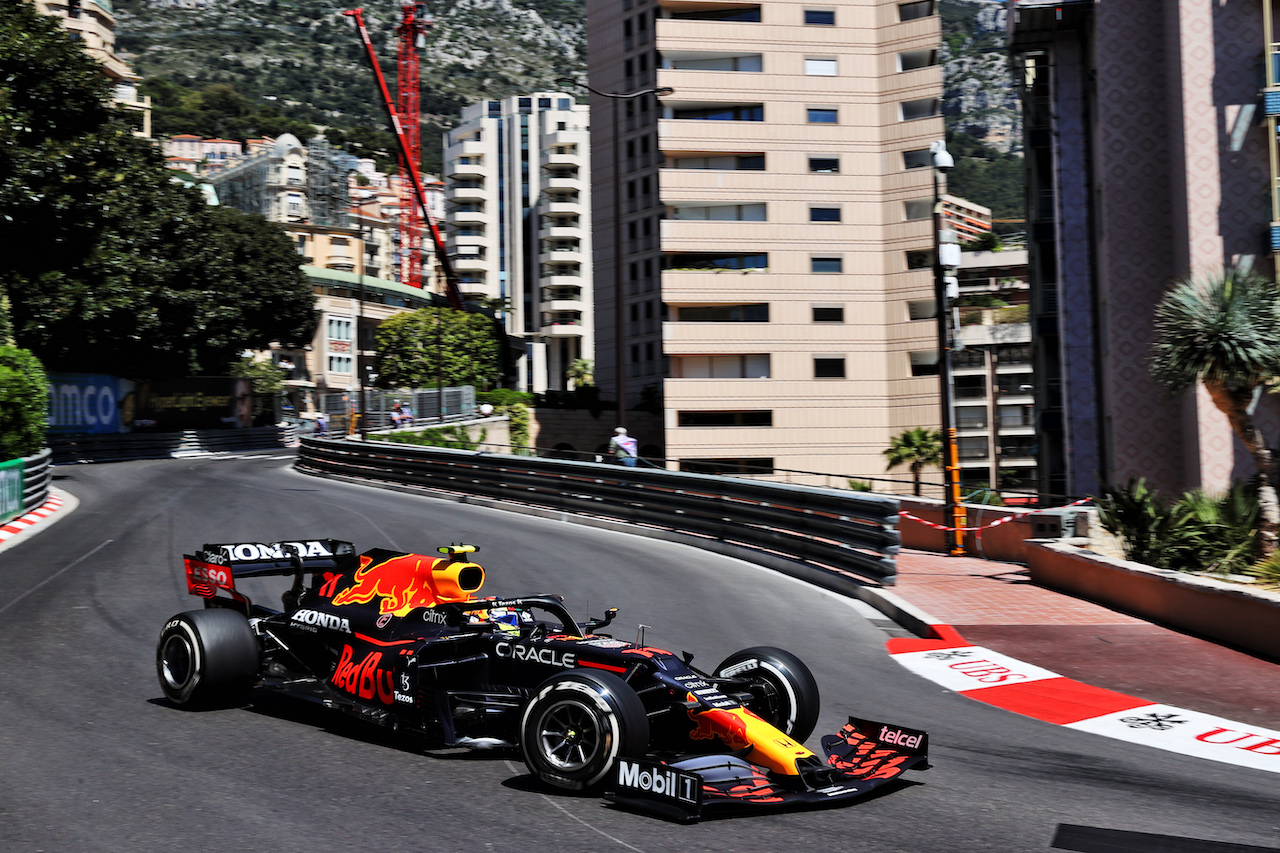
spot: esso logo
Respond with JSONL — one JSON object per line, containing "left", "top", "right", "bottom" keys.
{"left": 191, "top": 564, "right": 229, "bottom": 586}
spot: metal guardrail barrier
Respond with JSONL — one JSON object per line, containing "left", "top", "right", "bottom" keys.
{"left": 51, "top": 425, "right": 295, "bottom": 464}
{"left": 296, "top": 437, "right": 901, "bottom": 585}
{"left": 22, "top": 448, "right": 52, "bottom": 513}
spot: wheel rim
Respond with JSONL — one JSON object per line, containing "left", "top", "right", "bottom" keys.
{"left": 161, "top": 635, "right": 194, "bottom": 690}
{"left": 535, "top": 699, "right": 604, "bottom": 772}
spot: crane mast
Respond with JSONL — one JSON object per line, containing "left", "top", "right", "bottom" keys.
{"left": 344, "top": 6, "right": 463, "bottom": 309}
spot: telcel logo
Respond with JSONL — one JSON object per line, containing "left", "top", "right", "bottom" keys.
{"left": 616, "top": 761, "right": 699, "bottom": 804}
{"left": 878, "top": 726, "right": 923, "bottom": 749}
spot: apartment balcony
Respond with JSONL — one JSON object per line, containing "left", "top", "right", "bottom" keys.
{"left": 453, "top": 257, "right": 489, "bottom": 272}
{"left": 540, "top": 246, "right": 585, "bottom": 265}
{"left": 544, "top": 200, "right": 583, "bottom": 215}
{"left": 541, "top": 151, "right": 580, "bottom": 168}
{"left": 544, "top": 176, "right": 583, "bottom": 193}
{"left": 326, "top": 252, "right": 355, "bottom": 268}
{"left": 538, "top": 224, "right": 582, "bottom": 239}
{"left": 451, "top": 209, "right": 490, "bottom": 224}
{"left": 542, "top": 273, "right": 583, "bottom": 288}
{"left": 448, "top": 159, "right": 489, "bottom": 179}
{"left": 444, "top": 139, "right": 486, "bottom": 161}
{"left": 543, "top": 129, "right": 588, "bottom": 148}
{"left": 447, "top": 185, "right": 488, "bottom": 201}
{"left": 540, "top": 320, "right": 585, "bottom": 337}
{"left": 541, "top": 297, "right": 586, "bottom": 312}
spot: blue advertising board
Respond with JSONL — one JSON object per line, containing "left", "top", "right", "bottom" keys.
{"left": 47, "top": 373, "right": 122, "bottom": 435}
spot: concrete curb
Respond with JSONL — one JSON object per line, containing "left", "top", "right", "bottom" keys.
{"left": 0, "top": 488, "right": 78, "bottom": 556}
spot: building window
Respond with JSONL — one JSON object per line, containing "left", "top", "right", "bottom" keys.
{"left": 679, "top": 458, "right": 774, "bottom": 475}
{"left": 810, "top": 206, "right": 841, "bottom": 222}
{"left": 809, "top": 156, "right": 840, "bottom": 173}
{"left": 807, "top": 107, "right": 838, "bottom": 123}
{"left": 672, "top": 354, "right": 771, "bottom": 378}
{"left": 804, "top": 58, "right": 838, "bottom": 76}
{"left": 804, "top": 9, "right": 835, "bottom": 25}
{"left": 999, "top": 404, "right": 1034, "bottom": 427}
{"left": 671, "top": 203, "right": 766, "bottom": 221}
{"left": 673, "top": 104, "right": 764, "bottom": 121}
{"left": 907, "top": 299, "right": 937, "bottom": 321}
{"left": 328, "top": 317, "right": 353, "bottom": 341}
{"left": 328, "top": 355, "right": 352, "bottom": 374}
{"left": 671, "top": 154, "right": 765, "bottom": 170}
{"left": 812, "top": 305, "right": 844, "bottom": 322}
{"left": 676, "top": 304, "right": 769, "bottom": 321}
{"left": 955, "top": 375, "right": 986, "bottom": 399}
{"left": 677, "top": 410, "right": 772, "bottom": 427}
{"left": 665, "top": 252, "right": 767, "bottom": 270}
{"left": 898, "top": 1, "right": 935, "bottom": 21}
{"left": 957, "top": 437, "right": 989, "bottom": 460}
{"left": 900, "top": 98, "right": 941, "bottom": 121}
{"left": 956, "top": 407, "right": 987, "bottom": 429}
{"left": 671, "top": 5, "right": 762, "bottom": 21}
{"left": 898, "top": 49, "right": 938, "bottom": 71}
{"left": 952, "top": 348, "right": 986, "bottom": 368}
{"left": 1000, "top": 436, "right": 1036, "bottom": 458}
{"left": 814, "top": 357, "right": 846, "bottom": 378}
{"left": 903, "top": 148, "right": 933, "bottom": 169}
{"left": 996, "top": 344, "right": 1032, "bottom": 364}
{"left": 904, "top": 199, "right": 932, "bottom": 220}
{"left": 811, "top": 256, "right": 843, "bottom": 273}
{"left": 910, "top": 351, "right": 939, "bottom": 376}
{"left": 906, "top": 250, "right": 932, "bottom": 269}
{"left": 670, "top": 54, "right": 763, "bottom": 72}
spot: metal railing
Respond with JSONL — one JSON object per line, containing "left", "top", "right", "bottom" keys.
{"left": 22, "top": 448, "right": 52, "bottom": 513}
{"left": 296, "top": 438, "right": 902, "bottom": 585}
{"left": 51, "top": 425, "right": 295, "bottom": 464}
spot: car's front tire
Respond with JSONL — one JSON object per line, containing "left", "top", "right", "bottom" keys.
{"left": 156, "top": 609, "right": 259, "bottom": 708}
{"left": 715, "top": 646, "right": 820, "bottom": 743}
{"left": 519, "top": 670, "right": 649, "bottom": 792}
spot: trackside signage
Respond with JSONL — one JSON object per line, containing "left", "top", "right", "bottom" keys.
{"left": 890, "top": 645, "right": 1061, "bottom": 692}
{"left": 0, "top": 458, "right": 23, "bottom": 524}
{"left": 46, "top": 373, "right": 122, "bottom": 435}
{"left": 1068, "top": 704, "right": 1280, "bottom": 774}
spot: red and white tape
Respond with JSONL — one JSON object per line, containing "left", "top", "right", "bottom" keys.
{"left": 897, "top": 498, "right": 1091, "bottom": 533}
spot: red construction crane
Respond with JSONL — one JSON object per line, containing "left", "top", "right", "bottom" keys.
{"left": 344, "top": 6, "right": 463, "bottom": 309}
{"left": 395, "top": 3, "right": 425, "bottom": 290}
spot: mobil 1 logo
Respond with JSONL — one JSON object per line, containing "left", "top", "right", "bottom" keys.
{"left": 608, "top": 758, "right": 702, "bottom": 822}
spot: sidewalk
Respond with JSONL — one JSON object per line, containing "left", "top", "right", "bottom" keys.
{"left": 877, "top": 547, "right": 1280, "bottom": 773}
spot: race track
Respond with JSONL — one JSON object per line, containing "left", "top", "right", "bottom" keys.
{"left": 0, "top": 453, "right": 1275, "bottom": 852}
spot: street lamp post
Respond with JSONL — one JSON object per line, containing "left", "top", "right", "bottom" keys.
{"left": 931, "top": 140, "right": 966, "bottom": 555}
{"left": 556, "top": 77, "right": 672, "bottom": 428}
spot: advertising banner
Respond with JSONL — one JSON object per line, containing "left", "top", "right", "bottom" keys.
{"left": 47, "top": 373, "right": 123, "bottom": 435}
{"left": 0, "top": 458, "right": 24, "bottom": 525}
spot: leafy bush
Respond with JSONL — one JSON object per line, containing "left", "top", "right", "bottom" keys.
{"left": 374, "top": 426, "right": 481, "bottom": 451}
{"left": 477, "top": 389, "right": 533, "bottom": 407}
{"left": 0, "top": 346, "right": 48, "bottom": 460}
{"left": 1094, "top": 478, "right": 1259, "bottom": 574}
{"left": 847, "top": 479, "right": 874, "bottom": 492}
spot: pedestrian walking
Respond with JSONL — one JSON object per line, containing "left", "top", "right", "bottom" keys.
{"left": 609, "top": 426, "right": 639, "bottom": 467}
{"left": 315, "top": 412, "right": 326, "bottom": 436}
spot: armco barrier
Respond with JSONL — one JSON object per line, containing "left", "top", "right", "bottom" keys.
{"left": 22, "top": 448, "right": 52, "bottom": 513}
{"left": 52, "top": 425, "right": 295, "bottom": 464}
{"left": 295, "top": 437, "right": 900, "bottom": 585}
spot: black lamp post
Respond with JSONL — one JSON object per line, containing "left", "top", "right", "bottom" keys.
{"left": 556, "top": 77, "right": 673, "bottom": 428}
{"left": 931, "top": 140, "right": 966, "bottom": 555}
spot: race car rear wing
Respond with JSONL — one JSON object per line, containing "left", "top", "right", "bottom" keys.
{"left": 195, "top": 539, "right": 358, "bottom": 578}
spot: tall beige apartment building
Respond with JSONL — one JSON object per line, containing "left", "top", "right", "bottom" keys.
{"left": 584, "top": 0, "right": 945, "bottom": 480}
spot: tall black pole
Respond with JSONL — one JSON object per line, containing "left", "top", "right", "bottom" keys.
{"left": 933, "top": 156, "right": 964, "bottom": 555}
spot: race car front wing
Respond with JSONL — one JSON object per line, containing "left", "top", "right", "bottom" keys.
{"left": 605, "top": 717, "right": 930, "bottom": 822}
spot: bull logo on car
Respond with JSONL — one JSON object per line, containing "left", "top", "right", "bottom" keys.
{"left": 330, "top": 554, "right": 434, "bottom": 616}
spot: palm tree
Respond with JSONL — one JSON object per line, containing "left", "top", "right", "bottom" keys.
{"left": 567, "top": 358, "right": 594, "bottom": 389}
{"left": 1149, "top": 266, "right": 1280, "bottom": 558}
{"left": 883, "top": 427, "right": 943, "bottom": 497}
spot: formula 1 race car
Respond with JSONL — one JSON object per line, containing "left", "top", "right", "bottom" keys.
{"left": 156, "top": 539, "right": 929, "bottom": 821}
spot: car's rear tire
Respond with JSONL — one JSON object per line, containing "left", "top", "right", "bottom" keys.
{"left": 156, "top": 609, "right": 259, "bottom": 708}
{"left": 715, "top": 646, "right": 820, "bottom": 743}
{"left": 519, "top": 670, "right": 649, "bottom": 792}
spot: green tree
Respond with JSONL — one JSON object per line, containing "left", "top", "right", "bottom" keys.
{"left": 230, "top": 356, "right": 288, "bottom": 394}
{"left": 883, "top": 427, "right": 943, "bottom": 497}
{"left": 567, "top": 358, "right": 594, "bottom": 388}
{"left": 0, "top": 0, "right": 316, "bottom": 379}
{"left": 1149, "top": 267, "right": 1280, "bottom": 558}
{"left": 0, "top": 346, "right": 48, "bottom": 460}
{"left": 374, "top": 307, "right": 501, "bottom": 389}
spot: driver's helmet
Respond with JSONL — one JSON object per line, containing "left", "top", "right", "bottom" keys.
{"left": 487, "top": 607, "right": 522, "bottom": 634}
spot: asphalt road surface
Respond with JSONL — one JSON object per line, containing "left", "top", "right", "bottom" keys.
{"left": 1, "top": 452, "right": 1277, "bottom": 852}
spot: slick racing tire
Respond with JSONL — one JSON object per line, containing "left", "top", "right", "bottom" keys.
{"left": 519, "top": 670, "right": 649, "bottom": 792}
{"left": 715, "top": 646, "right": 820, "bottom": 743}
{"left": 156, "top": 609, "right": 259, "bottom": 708}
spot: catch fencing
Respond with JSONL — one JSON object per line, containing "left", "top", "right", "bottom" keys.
{"left": 295, "top": 437, "right": 901, "bottom": 586}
